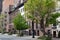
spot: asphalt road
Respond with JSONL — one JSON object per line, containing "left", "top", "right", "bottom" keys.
{"left": 52, "top": 38, "right": 60, "bottom": 40}
{"left": 0, "top": 34, "right": 38, "bottom": 40}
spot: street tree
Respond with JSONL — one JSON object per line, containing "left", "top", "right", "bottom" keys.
{"left": 13, "top": 13, "right": 29, "bottom": 36}
{"left": 24, "top": 0, "right": 60, "bottom": 36}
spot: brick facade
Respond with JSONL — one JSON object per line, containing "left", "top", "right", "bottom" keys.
{"left": 1, "top": 0, "right": 26, "bottom": 32}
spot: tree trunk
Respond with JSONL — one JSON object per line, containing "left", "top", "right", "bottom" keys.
{"left": 19, "top": 30, "right": 20, "bottom": 36}
{"left": 40, "top": 18, "right": 45, "bottom": 35}
{"left": 32, "top": 20, "right": 35, "bottom": 38}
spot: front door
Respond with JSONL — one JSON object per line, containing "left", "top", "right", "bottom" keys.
{"left": 58, "top": 31, "right": 60, "bottom": 38}
{"left": 53, "top": 31, "right": 56, "bottom": 37}
{"left": 37, "top": 30, "right": 39, "bottom": 36}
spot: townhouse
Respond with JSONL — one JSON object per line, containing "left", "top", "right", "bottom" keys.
{"left": 1, "top": 0, "right": 26, "bottom": 32}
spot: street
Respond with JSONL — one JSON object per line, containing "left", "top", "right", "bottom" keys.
{"left": 52, "top": 38, "right": 60, "bottom": 40}
{"left": 0, "top": 34, "right": 38, "bottom": 40}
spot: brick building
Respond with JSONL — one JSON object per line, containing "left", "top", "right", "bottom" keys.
{"left": 1, "top": 0, "right": 26, "bottom": 32}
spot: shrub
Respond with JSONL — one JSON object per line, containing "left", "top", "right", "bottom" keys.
{"left": 38, "top": 36, "right": 51, "bottom": 40}
{"left": 46, "top": 37, "right": 51, "bottom": 40}
{"left": 38, "top": 36, "right": 46, "bottom": 39}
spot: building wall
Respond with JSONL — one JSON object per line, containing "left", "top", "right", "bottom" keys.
{"left": 2, "top": 0, "right": 14, "bottom": 13}
{"left": 0, "top": 0, "right": 3, "bottom": 12}
{"left": 5, "top": 0, "right": 26, "bottom": 32}
{"left": 1, "top": 0, "right": 15, "bottom": 32}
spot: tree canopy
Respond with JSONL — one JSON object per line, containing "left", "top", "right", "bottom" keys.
{"left": 13, "top": 13, "right": 29, "bottom": 30}
{"left": 24, "top": 0, "right": 60, "bottom": 35}
{"left": 24, "top": 0, "right": 59, "bottom": 26}
{"left": 24, "top": 0, "right": 56, "bottom": 19}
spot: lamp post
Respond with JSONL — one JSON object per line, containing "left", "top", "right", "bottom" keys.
{"left": 30, "top": 0, "right": 35, "bottom": 38}
{"left": 32, "top": 20, "right": 35, "bottom": 38}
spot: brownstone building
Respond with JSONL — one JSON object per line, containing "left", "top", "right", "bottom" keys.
{"left": 1, "top": 0, "right": 26, "bottom": 32}
{"left": 2, "top": 0, "right": 20, "bottom": 32}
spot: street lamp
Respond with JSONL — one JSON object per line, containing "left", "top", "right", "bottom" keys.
{"left": 32, "top": 20, "right": 35, "bottom": 38}
{"left": 30, "top": 0, "right": 35, "bottom": 38}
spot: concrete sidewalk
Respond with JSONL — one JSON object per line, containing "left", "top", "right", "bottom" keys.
{"left": 0, "top": 33, "right": 39, "bottom": 40}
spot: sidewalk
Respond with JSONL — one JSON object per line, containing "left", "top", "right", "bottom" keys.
{"left": 0, "top": 33, "right": 39, "bottom": 40}
{"left": 19, "top": 36, "right": 39, "bottom": 40}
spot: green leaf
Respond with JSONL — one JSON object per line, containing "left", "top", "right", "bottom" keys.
{"left": 13, "top": 13, "right": 29, "bottom": 30}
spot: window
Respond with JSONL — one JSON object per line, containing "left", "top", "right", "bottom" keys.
{"left": 21, "top": 0, "right": 23, "bottom": 3}
{"left": 20, "top": 8, "right": 23, "bottom": 13}
{"left": 5, "top": 23, "right": 7, "bottom": 26}
{"left": 9, "top": 25, "right": 12, "bottom": 28}
{"left": 5, "top": 12, "right": 7, "bottom": 14}
{"left": 9, "top": 5, "right": 14, "bottom": 11}
{"left": 9, "top": 18, "right": 12, "bottom": 23}
{"left": 5, "top": 19, "right": 7, "bottom": 22}
{"left": 21, "top": 9, "right": 22, "bottom": 12}
{"left": 29, "top": 30, "right": 31, "bottom": 35}
{"left": 22, "top": 8, "right": 24, "bottom": 12}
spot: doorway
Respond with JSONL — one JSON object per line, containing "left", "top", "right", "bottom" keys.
{"left": 53, "top": 31, "right": 56, "bottom": 37}
{"left": 37, "top": 30, "right": 39, "bottom": 36}
{"left": 58, "top": 31, "right": 60, "bottom": 38}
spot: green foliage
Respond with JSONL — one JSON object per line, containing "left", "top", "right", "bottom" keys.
{"left": 24, "top": 0, "right": 60, "bottom": 26}
{"left": 38, "top": 36, "right": 51, "bottom": 40}
{"left": 24, "top": 0, "right": 56, "bottom": 18}
{"left": 47, "top": 13, "right": 60, "bottom": 25}
{"left": 24, "top": 0, "right": 41, "bottom": 20}
{"left": 38, "top": 36, "right": 46, "bottom": 39}
{"left": 13, "top": 13, "right": 29, "bottom": 30}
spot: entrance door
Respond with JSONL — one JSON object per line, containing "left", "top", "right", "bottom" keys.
{"left": 29, "top": 30, "right": 31, "bottom": 35}
{"left": 58, "top": 31, "right": 60, "bottom": 38}
{"left": 53, "top": 31, "right": 56, "bottom": 37}
{"left": 37, "top": 30, "right": 39, "bottom": 36}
